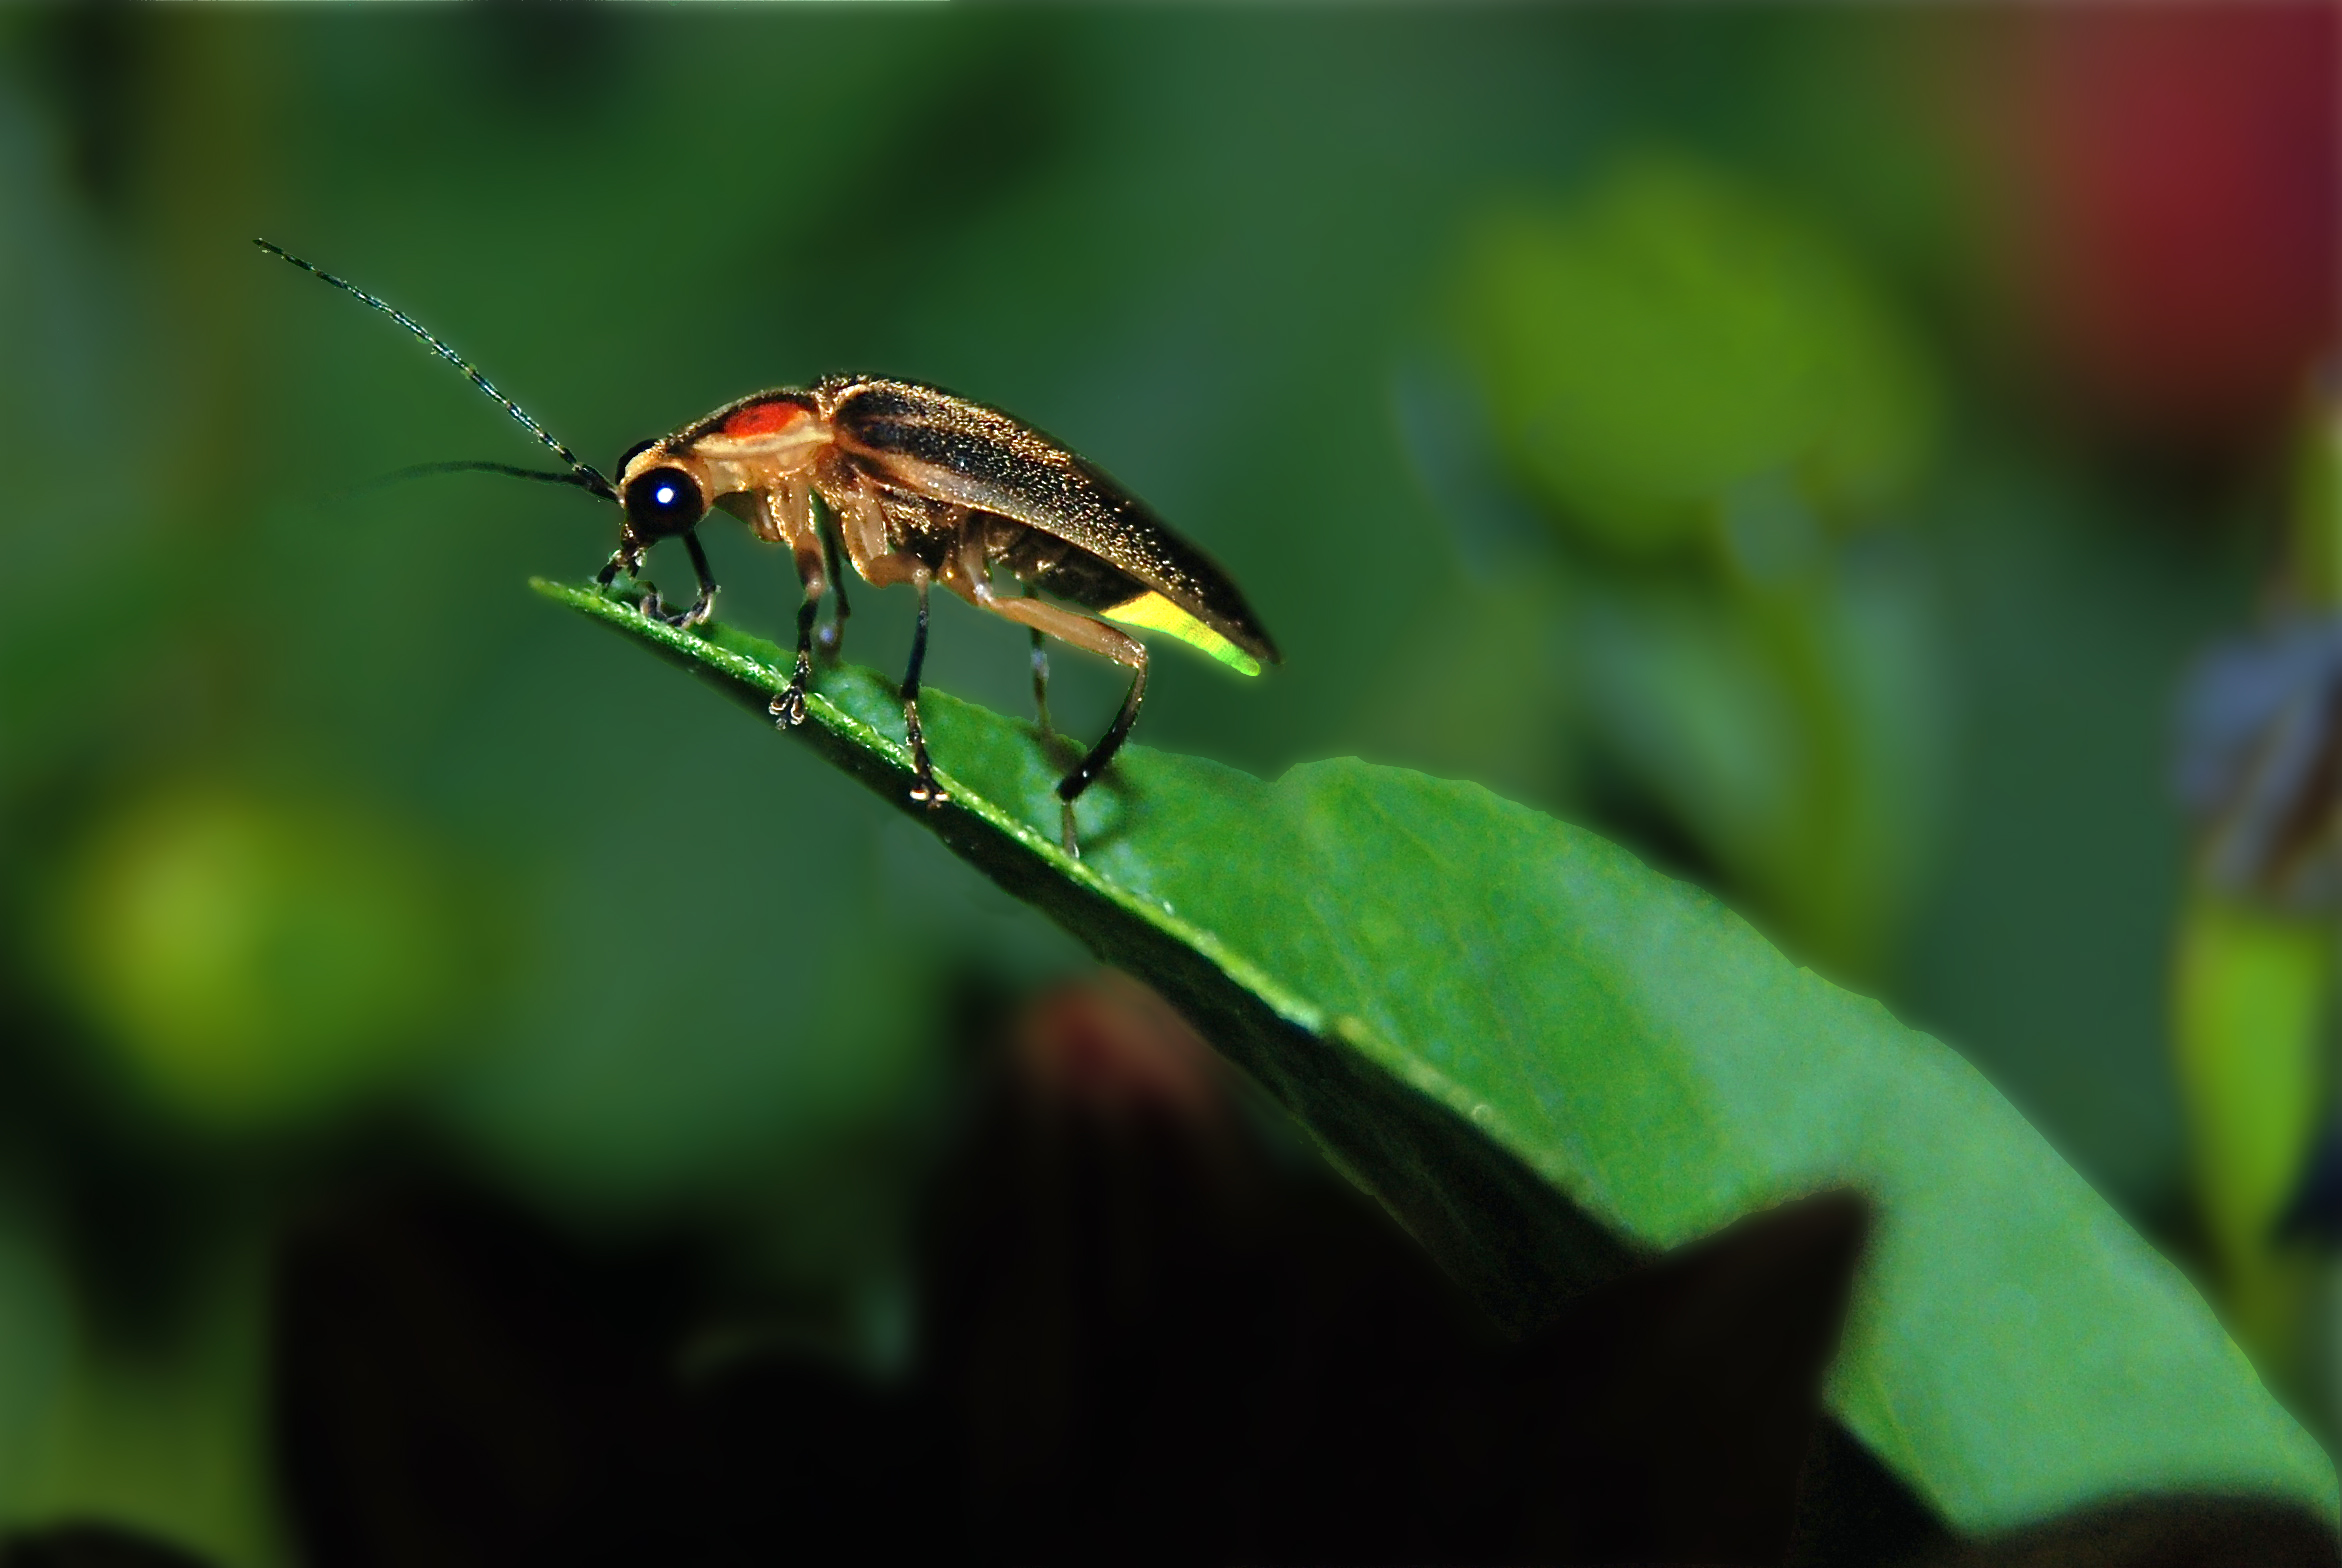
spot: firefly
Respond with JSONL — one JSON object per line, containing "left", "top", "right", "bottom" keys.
{"left": 259, "top": 241, "right": 1279, "bottom": 852}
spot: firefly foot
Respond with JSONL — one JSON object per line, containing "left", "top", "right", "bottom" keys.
{"left": 770, "top": 653, "right": 812, "bottom": 728}
{"left": 638, "top": 586, "right": 712, "bottom": 630}
{"left": 1060, "top": 801, "right": 1079, "bottom": 859}
{"left": 904, "top": 705, "right": 948, "bottom": 809}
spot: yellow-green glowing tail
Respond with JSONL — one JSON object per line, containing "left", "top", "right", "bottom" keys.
{"left": 1102, "top": 592, "right": 1264, "bottom": 677}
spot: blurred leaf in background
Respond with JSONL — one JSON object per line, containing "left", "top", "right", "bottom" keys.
{"left": 46, "top": 782, "right": 472, "bottom": 1137}
{"left": 1456, "top": 156, "right": 1938, "bottom": 556}
{"left": 2170, "top": 397, "right": 2342, "bottom": 1405}
{"left": 1437, "top": 154, "right": 1948, "bottom": 983}
{"left": 2173, "top": 894, "right": 2327, "bottom": 1371}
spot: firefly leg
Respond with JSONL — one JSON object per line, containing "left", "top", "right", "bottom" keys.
{"left": 771, "top": 539, "right": 831, "bottom": 730}
{"left": 772, "top": 588, "right": 818, "bottom": 728}
{"left": 942, "top": 543, "right": 1144, "bottom": 855}
{"left": 822, "top": 468, "right": 958, "bottom": 807}
{"left": 856, "top": 552, "right": 946, "bottom": 803}
{"left": 595, "top": 532, "right": 645, "bottom": 588}
{"left": 900, "top": 574, "right": 945, "bottom": 807}
{"left": 741, "top": 485, "right": 829, "bottom": 727}
{"left": 1060, "top": 655, "right": 1146, "bottom": 799}
{"left": 681, "top": 533, "right": 718, "bottom": 626}
{"left": 1027, "top": 588, "right": 1054, "bottom": 741}
{"left": 859, "top": 546, "right": 943, "bottom": 797}
{"left": 941, "top": 525, "right": 1057, "bottom": 743}
{"left": 818, "top": 513, "right": 852, "bottom": 656}
{"left": 638, "top": 531, "right": 719, "bottom": 629}
{"left": 821, "top": 466, "right": 936, "bottom": 593}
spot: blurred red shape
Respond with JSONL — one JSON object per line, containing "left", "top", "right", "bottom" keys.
{"left": 2001, "top": 5, "right": 2337, "bottom": 446}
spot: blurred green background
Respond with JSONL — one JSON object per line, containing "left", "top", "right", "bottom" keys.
{"left": 0, "top": 6, "right": 2333, "bottom": 1562}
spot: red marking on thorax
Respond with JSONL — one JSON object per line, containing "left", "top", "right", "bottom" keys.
{"left": 721, "top": 398, "right": 812, "bottom": 438}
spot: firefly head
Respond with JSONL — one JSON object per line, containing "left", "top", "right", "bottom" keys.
{"left": 615, "top": 439, "right": 711, "bottom": 542}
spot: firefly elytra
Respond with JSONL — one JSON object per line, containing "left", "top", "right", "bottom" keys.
{"left": 258, "top": 241, "right": 1280, "bottom": 853}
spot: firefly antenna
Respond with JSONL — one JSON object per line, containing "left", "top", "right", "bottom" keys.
{"left": 255, "top": 239, "right": 617, "bottom": 503}
{"left": 331, "top": 459, "right": 616, "bottom": 506}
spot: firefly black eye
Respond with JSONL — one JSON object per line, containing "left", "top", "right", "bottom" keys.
{"left": 623, "top": 465, "right": 705, "bottom": 536}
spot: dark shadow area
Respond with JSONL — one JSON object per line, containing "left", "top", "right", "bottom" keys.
{"left": 265, "top": 975, "right": 1922, "bottom": 1565}
{"left": 0, "top": 1525, "right": 215, "bottom": 1568}
{"left": 261, "top": 975, "right": 2342, "bottom": 1566}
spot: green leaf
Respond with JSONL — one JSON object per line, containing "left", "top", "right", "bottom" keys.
{"left": 2172, "top": 895, "right": 2329, "bottom": 1371}
{"left": 540, "top": 578, "right": 2335, "bottom": 1533}
{"left": 1455, "top": 156, "right": 1939, "bottom": 555}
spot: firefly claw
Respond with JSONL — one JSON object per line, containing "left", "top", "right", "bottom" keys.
{"left": 638, "top": 585, "right": 712, "bottom": 631}
{"left": 771, "top": 651, "right": 814, "bottom": 727}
